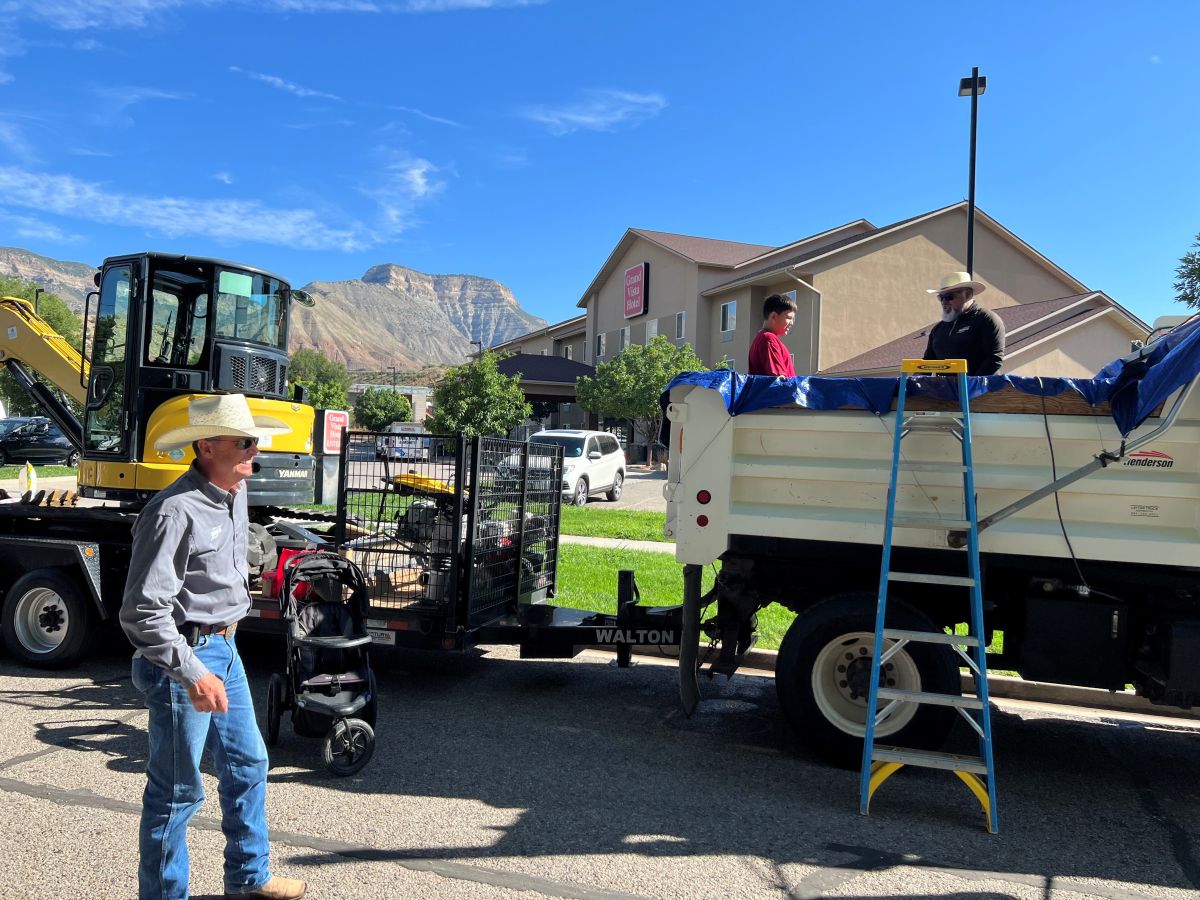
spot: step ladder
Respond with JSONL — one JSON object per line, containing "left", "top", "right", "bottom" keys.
{"left": 858, "top": 358, "right": 999, "bottom": 834}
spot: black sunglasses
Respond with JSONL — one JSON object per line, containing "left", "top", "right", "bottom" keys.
{"left": 938, "top": 290, "right": 964, "bottom": 302}
{"left": 206, "top": 436, "right": 259, "bottom": 450}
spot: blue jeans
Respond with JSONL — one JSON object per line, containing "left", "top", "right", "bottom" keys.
{"left": 132, "top": 635, "right": 272, "bottom": 899}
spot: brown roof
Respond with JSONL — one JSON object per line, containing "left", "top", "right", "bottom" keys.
{"left": 704, "top": 204, "right": 965, "bottom": 294}
{"left": 630, "top": 228, "right": 775, "bottom": 268}
{"left": 820, "top": 294, "right": 1103, "bottom": 374}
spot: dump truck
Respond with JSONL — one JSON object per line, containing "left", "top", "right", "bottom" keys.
{"left": 664, "top": 316, "right": 1200, "bottom": 767}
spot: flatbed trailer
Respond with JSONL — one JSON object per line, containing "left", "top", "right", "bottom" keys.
{"left": 0, "top": 433, "right": 684, "bottom": 668}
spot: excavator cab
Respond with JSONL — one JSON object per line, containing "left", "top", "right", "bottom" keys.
{"left": 78, "top": 253, "right": 317, "bottom": 506}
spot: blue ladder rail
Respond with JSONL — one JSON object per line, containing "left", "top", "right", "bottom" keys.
{"left": 857, "top": 359, "right": 999, "bottom": 834}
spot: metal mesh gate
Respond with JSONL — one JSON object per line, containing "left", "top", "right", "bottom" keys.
{"left": 335, "top": 433, "right": 562, "bottom": 630}
{"left": 464, "top": 438, "right": 563, "bottom": 627}
{"left": 337, "top": 431, "right": 466, "bottom": 614}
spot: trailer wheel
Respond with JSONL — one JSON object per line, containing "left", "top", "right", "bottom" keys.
{"left": 1, "top": 570, "right": 93, "bottom": 668}
{"left": 775, "top": 592, "right": 958, "bottom": 769}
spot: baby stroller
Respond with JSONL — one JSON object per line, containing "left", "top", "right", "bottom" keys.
{"left": 264, "top": 551, "right": 378, "bottom": 776}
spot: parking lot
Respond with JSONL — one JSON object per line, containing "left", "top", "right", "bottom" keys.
{"left": 1, "top": 636, "right": 1198, "bottom": 899}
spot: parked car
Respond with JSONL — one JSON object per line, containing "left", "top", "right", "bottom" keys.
{"left": 529, "top": 429, "right": 625, "bottom": 506}
{"left": 0, "top": 416, "right": 80, "bottom": 467}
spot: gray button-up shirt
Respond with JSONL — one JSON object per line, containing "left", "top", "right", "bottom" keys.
{"left": 120, "top": 464, "right": 251, "bottom": 685}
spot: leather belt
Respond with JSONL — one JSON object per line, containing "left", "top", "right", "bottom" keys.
{"left": 184, "top": 622, "right": 237, "bottom": 646}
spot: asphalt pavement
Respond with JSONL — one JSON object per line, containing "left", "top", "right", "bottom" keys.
{"left": 0, "top": 636, "right": 1197, "bottom": 899}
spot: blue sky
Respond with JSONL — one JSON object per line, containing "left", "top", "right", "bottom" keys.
{"left": 1, "top": 1, "right": 1197, "bottom": 330}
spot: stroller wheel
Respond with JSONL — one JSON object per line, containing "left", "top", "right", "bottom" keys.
{"left": 324, "top": 718, "right": 375, "bottom": 776}
{"left": 266, "top": 674, "right": 286, "bottom": 747}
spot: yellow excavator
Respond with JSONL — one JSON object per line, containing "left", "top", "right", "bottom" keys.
{"left": 0, "top": 251, "right": 318, "bottom": 506}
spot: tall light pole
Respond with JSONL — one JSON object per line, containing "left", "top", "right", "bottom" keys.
{"left": 958, "top": 67, "right": 987, "bottom": 276}
{"left": 387, "top": 365, "right": 397, "bottom": 392}
{"left": 470, "top": 340, "right": 483, "bottom": 360}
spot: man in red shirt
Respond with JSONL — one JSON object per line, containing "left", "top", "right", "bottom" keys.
{"left": 748, "top": 293, "right": 797, "bottom": 377}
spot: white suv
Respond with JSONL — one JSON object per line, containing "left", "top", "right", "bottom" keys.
{"left": 530, "top": 430, "right": 626, "bottom": 506}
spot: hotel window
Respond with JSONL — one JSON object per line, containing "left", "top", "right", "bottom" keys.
{"left": 675, "top": 311, "right": 686, "bottom": 340}
{"left": 720, "top": 301, "right": 736, "bottom": 333}
{"left": 620, "top": 326, "right": 630, "bottom": 351}
{"left": 595, "top": 332, "right": 606, "bottom": 358}
{"left": 645, "top": 319, "right": 658, "bottom": 343}
{"left": 563, "top": 345, "right": 572, "bottom": 360}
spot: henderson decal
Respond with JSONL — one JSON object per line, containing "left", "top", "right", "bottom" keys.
{"left": 1122, "top": 450, "right": 1175, "bottom": 469}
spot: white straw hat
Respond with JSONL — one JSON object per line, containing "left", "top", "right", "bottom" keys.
{"left": 154, "top": 393, "right": 291, "bottom": 452}
{"left": 926, "top": 271, "right": 986, "bottom": 296}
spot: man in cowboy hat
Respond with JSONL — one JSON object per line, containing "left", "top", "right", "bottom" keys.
{"left": 923, "top": 272, "right": 1006, "bottom": 376}
{"left": 120, "top": 394, "right": 307, "bottom": 900}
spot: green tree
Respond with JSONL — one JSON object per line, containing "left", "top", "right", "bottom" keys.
{"left": 354, "top": 387, "right": 413, "bottom": 430}
{"left": 1176, "top": 231, "right": 1200, "bottom": 308}
{"left": 426, "top": 350, "right": 531, "bottom": 438}
{"left": 0, "top": 276, "right": 84, "bottom": 417}
{"left": 576, "top": 336, "right": 708, "bottom": 465}
{"left": 289, "top": 347, "right": 351, "bottom": 411}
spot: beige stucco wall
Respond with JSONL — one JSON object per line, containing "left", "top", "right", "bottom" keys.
{"left": 590, "top": 237, "right": 699, "bottom": 363}
{"left": 811, "top": 210, "right": 1085, "bottom": 370}
{"left": 1005, "top": 314, "right": 1139, "bottom": 377}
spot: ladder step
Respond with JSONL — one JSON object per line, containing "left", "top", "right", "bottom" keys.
{"left": 902, "top": 418, "right": 962, "bottom": 432}
{"left": 887, "top": 571, "right": 975, "bottom": 587}
{"left": 873, "top": 746, "right": 988, "bottom": 774}
{"left": 901, "top": 461, "right": 968, "bottom": 473}
{"left": 876, "top": 687, "right": 983, "bottom": 709}
{"left": 883, "top": 628, "right": 981, "bottom": 647}
{"left": 891, "top": 514, "right": 973, "bottom": 530}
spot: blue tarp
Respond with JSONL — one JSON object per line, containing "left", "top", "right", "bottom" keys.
{"left": 664, "top": 316, "right": 1200, "bottom": 437}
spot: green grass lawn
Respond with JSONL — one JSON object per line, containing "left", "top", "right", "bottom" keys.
{"left": 0, "top": 465, "right": 77, "bottom": 480}
{"left": 559, "top": 506, "right": 668, "bottom": 542}
{"left": 552, "top": 543, "right": 797, "bottom": 650}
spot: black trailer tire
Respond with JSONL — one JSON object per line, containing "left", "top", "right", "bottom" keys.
{"left": 775, "top": 592, "right": 959, "bottom": 769}
{"left": 1, "top": 570, "right": 94, "bottom": 668}
{"left": 324, "top": 718, "right": 375, "bottom": 777}
{"left": 265, "top": 674, "right": 285, "bottom": 747}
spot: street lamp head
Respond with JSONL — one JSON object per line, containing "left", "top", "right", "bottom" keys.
{"left": 958, "top": 74, "right": 987, "bottom": 96}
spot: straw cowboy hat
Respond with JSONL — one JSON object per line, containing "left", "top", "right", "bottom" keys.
{"left": 154, "top": 393, "right": 291, "bottom": 452}
{"left": 927, "top": 272, "right": 987, "bottom": 296}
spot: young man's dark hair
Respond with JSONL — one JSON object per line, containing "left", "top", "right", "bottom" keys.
{"left": 748, "top": 294, "right": 799, "bottom": 377}
{"left": 762, "top": 293, "right": 798, "bottom": 319}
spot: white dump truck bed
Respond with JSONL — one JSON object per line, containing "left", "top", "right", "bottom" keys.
{"left": 665, "top": 378, "right": 1200, "bottom": 570}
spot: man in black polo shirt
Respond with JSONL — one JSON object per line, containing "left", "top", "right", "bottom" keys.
{"left": 923, "top": 271, "right": 1006, "bottom": 375}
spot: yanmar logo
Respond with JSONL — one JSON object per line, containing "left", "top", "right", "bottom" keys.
{"left": 1122, "top": 450, "right": 1175, "bottom": 469}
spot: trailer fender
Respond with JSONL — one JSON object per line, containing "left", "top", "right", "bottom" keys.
{"left": 0, "top": 536, "right": 105, "bottom": 619}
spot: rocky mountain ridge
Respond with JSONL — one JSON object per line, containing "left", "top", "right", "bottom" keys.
{"left": 0, "top": 248, "right": 546, "bottom": 369}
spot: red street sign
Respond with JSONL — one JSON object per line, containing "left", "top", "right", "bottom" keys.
{"left": 323, "top": 410, "right": 349, "bottom": 454}
{"left": 624, "top": 262, "right": 648, "bottom": 319}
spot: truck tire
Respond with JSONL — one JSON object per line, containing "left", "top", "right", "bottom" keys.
{"left": 775, "top": 592, "right": 959, "bottom": 768}
{"left": 1, "top": 570, "right": 94, "bottom": 668}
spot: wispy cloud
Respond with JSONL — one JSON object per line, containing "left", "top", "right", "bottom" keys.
{"left": 213, "top": 171, "right": 234, "bottom": 185}
{"left": 387, "top": 105, "right": 466, "bottom": 128}
{"left": 0, "top": 211, "right": 82, "bottom": 242}
{"left": 229, "top": 66, "right": 342, "bottom": 101}
{"left": 89, "top": 84, "right": 188, "bottom": 126}
{"left": 522, "top": 89, "right": 667, "bottom": 135}
{"left": 361, "top": 155, "right": 445, "bottom": 236}
{"left": 6, "top": 0, "right": 542, "bottom": 30}
{"left": 0, "top": 162, "right": 443, "bottom": 251}
{"left": 0, "top": 165, "right": 366, "bottom": 250}
{"left": 0, "top": 121, "right": 38, "bottom": 163}
{"left": 1150, "top": 54, "right": 1162, "bottom": 64}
